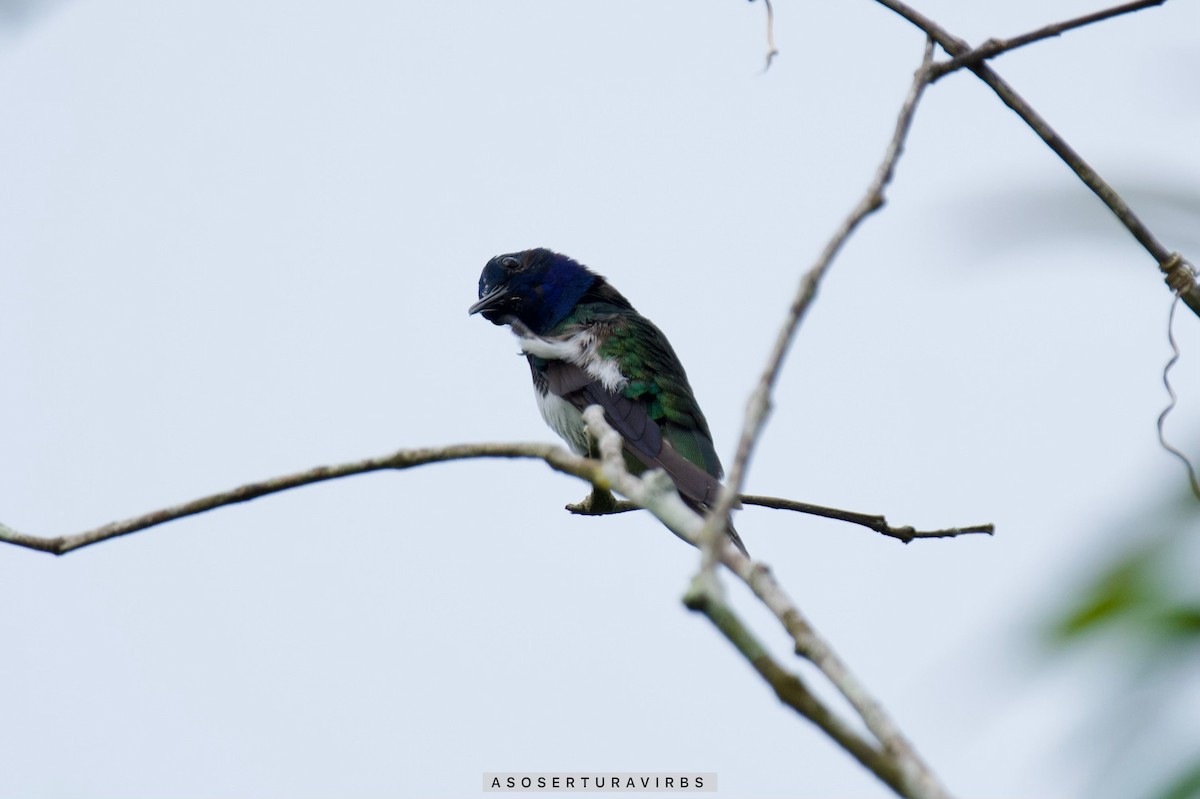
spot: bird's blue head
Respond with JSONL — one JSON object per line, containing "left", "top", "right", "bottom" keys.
{"left": 469, "top": 248, "right": 599, "bottom": 335}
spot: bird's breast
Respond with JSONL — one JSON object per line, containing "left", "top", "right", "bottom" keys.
{"left": 533, "top": 385, "right": 589, "bottom": 456}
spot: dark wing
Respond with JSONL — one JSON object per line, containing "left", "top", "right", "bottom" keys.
{"left": 547, "top": 360, "right": 748, "bottom": 555}
{"left": 552, "top": 287, "right": 725, "bottom": 475}
{"left": 541, "top": 286, "right": 748, "bottom": 554}
{"left": 544, "top": 359, "right": 724, "bottom": 508}
{"left": 596, "top": 311, "right": 724, "bottom": 477}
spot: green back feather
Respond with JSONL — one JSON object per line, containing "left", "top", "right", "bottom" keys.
{"left": 547, "top": 281, "right": 723, "bottom": 479}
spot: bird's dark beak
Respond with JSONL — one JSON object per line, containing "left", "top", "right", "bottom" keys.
{"left": 468, "top": 284, "right": 512, "bottom": 321}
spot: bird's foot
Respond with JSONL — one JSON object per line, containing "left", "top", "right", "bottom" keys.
{"left": 566, "top": 487, "right": 618, "bottom": 515}
{"left": 568, "top": 486, "right": 657, "bottom": 516}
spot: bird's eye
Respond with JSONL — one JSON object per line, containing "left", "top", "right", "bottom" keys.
{"left": 501, "top": 256, "right": 520, "bottom": 270}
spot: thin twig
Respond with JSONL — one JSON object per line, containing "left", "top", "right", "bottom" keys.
{"left": 0, "top": 442, "right": 600, "bottom": 556}
{"left": 1156, "top": 296, "right": 1200, "bottom": 499}
{"left": 569, "top": 493, "right": 993, "bottom": 542}
{"left": 696, "top": 37, "right": 938, "bottom": 574}
{"left": 927, "top": 0, "right": 1166, "bottom": 81}
{"left": 761, "top": 0, "right": 779, "bottom": 72}
{"left": 739, "top": 495, "right": 994, "bottom": 542}
{"left": 872, "top": 0, "right": 1200, "bottom": 317}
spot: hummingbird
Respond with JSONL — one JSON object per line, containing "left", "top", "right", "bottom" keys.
{"left": 469, "top": 248, "right": 747, "bottom": 555}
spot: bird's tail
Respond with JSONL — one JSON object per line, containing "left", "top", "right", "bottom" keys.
{"left": 725, "top": 521, "right": 749, "bottom": 557}
{"left": 687, "top": 499, "right": 749, "bottom": 557}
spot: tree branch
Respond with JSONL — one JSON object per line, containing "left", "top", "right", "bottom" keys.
{"left": 1, "top": 411, "right": 958, "bottom": 793}
{"left": 872, "top": 0, "right": 1200, "bottom": 317}
{"left": 5, "top": 5, "right": 1182, "bottom": 798}
{"left": 569, "top": 493, "right": 993, "bottom": 543}
{"left": 683, "top": 577, "right": 909, "bottom": 795}
{"left": 0, "top": 442, "right": 600, "bottom": 556}
{"left": 696, "top": 36, "right": 939, "bottom": 572}
{"left": 674, "top": 39, "right": 1006, "bottom": 797}
{"left": 575, "top": 407, "right": 954, "bottom": 799}
{"left": 926, "top": 0, "right": 1167, "bottom": 81}
{"left": 712, "top": 543, "right": 953, "bottom": 798}
{"left": 0, "top": 443, "right": 992, "bottom": 557}
{"left": 739, "top": 495, "right": 994, "bottom": 542}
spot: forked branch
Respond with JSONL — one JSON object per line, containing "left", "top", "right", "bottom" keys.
{"left": 578, "top": 408, "right": 954, "bottom": 799}
{"left": 697, "top": 36, "right": 939, "bottom": 574}
{"left": 0, "top": 444, "right": 991, "bottom": 557}
{"left": 872, "top": 0, "right": 1200, "bottom": 315}
{"left": 926, "top": 0, "right": 1167, "bottom": 80}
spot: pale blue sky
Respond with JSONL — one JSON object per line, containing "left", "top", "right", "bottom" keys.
{"left": 1, "top": 1, "right": 1198, "bottom": 797}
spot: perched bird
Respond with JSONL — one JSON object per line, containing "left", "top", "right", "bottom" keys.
{"left": 469, "top": 248, "right": 747, "bottom": 555}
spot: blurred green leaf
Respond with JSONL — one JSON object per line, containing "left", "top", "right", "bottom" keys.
{"left": 1052, "top": 547, "right": 1159, "bottom": 640}
{"left": 1155, "top": 757, "right": 1200, "bottom": 799}
{"left": 1044, "top": 470, "right": 1200, "bottom": 799}
{"left": 1151, "top": 605, "right": 1200, "bottom": 637}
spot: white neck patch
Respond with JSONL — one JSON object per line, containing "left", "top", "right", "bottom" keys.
{"left": 517, "top": 330, "right": 627, "bottom": 394}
